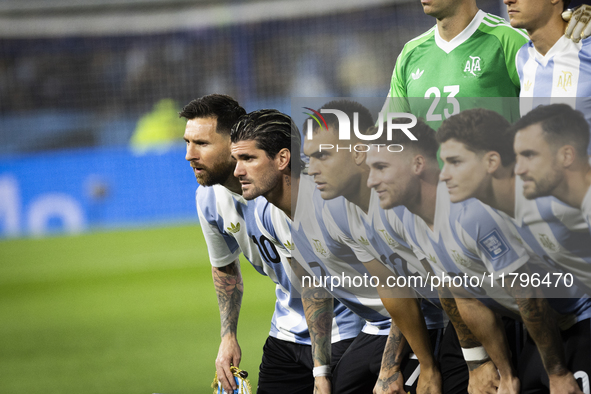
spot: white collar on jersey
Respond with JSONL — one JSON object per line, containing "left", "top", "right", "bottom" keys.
{"left": 434, "top": 9, "right": 486, "bottom": 54}
{"left": 529, "top": 35, "right": 579, "bottom": 67}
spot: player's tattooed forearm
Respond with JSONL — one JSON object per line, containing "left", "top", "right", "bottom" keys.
{"left": 302, "top": 286, "right": 333, "bottom": 365}
{"left": 213, "top": 263, "right": 244, "bottom": 337}
{"left": 439, "top": 295, "right": 481, "bottom": 348}
{"left": 515, "top": 296, "right": 567, "bottom": 375}
{"left": 381, "top": 326, "right": 405, "bottom": 371}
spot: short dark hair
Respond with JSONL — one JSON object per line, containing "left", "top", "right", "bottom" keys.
{"left": 231, "top": 109, "right": 304, "bottom": 174}
{"left": 437, "top": 108, "right": 514, "bottom": 166}
{"left": 369, "top": 118, "right": 439, "bottom": 161}
{"left": 306, "top": 100, "right": 374, "bottom": 138}
{"left": 179, "top": 94, "right": 246, "bottom": 135}
{"left": 509, "top": 104, "right": 589, "bottom": 158}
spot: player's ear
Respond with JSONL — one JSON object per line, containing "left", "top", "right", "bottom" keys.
{"left": 353, "top": 149, "right": 366, "bottom": 166}
{"left": 484, "top": 151, "right": 501, "bottom": 174}
{"left": 558, "top": 145, "right": 576, "bottom": 168}
{"left": 276, "top": 148, "right": 291, "bottom": 172}
{"left": 412, "top": 154, "right": 426, "bottom": 175}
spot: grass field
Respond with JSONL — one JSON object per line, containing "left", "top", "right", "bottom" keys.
{"left": 0, "top": 225, "right": 277, "bottom": 394}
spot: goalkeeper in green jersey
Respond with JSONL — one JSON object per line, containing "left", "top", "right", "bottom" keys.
{"left": 383, "top": 0, "right": 529, "bottom": 130}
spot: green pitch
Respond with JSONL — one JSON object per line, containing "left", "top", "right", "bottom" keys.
{"left": 0, "top": 225, "right": 276, "bottom": 394}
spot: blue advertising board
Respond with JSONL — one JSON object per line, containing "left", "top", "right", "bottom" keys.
{"left": 0, "top": 146, "right": 199, "bottom": 238}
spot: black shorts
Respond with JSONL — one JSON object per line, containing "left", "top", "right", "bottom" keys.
{"left": 331, "top": 325, "right": 469, "bottom": 394}
{"left": 256, "top": 336, "right": 353, "bottom": 394}
{"left": 519, "top": 318, "right": 591, "bottom": 394}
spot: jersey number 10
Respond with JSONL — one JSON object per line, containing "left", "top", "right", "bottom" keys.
{"left": 251, "top": 234, "right": 281, "bottom": 264}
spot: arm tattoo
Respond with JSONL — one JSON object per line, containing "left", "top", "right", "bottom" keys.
{"left": 302, "top": 285, "right": 333, "bottom": 366}
{"left": 375, "top": 325, "right": 407, "bottom": 391}
{"left": 213, "top": 262, "right": 244, "bottom": 338}
{"left": 376, "top": 371, "right": 401, "bottom": 392}
{"left": 438, "top": 289, "right": 481, "bottom": 348}
{"left": 381, "top": 326, "right": 406, "bottom": 371}
{"left": 507, "top": 266, "right": 567, "bottom": 375}
{"left": 514, "top": 295, "right": 566, "bottom": 375}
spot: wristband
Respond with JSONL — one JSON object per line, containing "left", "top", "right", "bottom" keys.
{"left": 313, "top": 365, "right": 332, "bottom": 378}
{"left": 461, "top": 346, "right": 489, "bottom": 362}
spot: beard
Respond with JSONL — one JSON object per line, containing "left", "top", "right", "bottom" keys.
{"left": 240, "top": 171, "right": 283, "bottom": 200}
{"left": 194, "top": 159, "right": 236, "bottom": 187}
{"left": 521, "top": 170, "right": 561, "bottom": 200}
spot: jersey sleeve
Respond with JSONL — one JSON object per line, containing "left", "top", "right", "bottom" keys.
{"left": 196, "top": 188, "right": 241, "bottom": 268}
{"left": 380, "top": 53, "right": 412, "bottom": 118}
{"left": 450, "top": 200, "right": 529, "bottom": 278}
{"left": 482, "top": 14, "right": 529, "bottom": 89}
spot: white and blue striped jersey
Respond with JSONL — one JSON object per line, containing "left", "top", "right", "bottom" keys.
{"left": 450, "top": 192, "right": 589, "bottom": 327}
{"left": 196, "top": 184, "right": 363, "bottom": 344}
{"left": 516, "top": 36, "right": 591, "bottom": 153}
{"left": 322, "top": 192, "right": 446, "bottom": 330}
{"left": 256, "top": 176, "right": 392, "bottom": 336}
{"left": 511, "top": 177, "right": 591, "bottom": 300}
{"left": 398, "top": 182, "right": 522, "bottom": 320}
{"left": 582, "top": 186, "right": 591, "bottom": 233}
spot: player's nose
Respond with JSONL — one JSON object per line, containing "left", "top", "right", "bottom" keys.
{"left": 367, "top": 170, "right": 379, "bottom": 189}
{"left": 514, "top": 157, "right": 526, "bottom": 176}
{"left": 185, "top": 145, "right": 198, "bottom": 162}
{"left": 307, "top": 158, "right": 320, "bottom": 176}
{"left": 439, "top": 164, "right": 451, "bottom": 182}
{"left": 234, "top": 160, "right": 246, "bottom": 178}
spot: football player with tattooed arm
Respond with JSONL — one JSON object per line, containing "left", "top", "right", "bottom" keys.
{"left": 301, "top": 100, "right": 471, "bottom": 394}
{"left": 437, "top": 108, "right": 591, "bottom": 393}
{"left": 229, "top": 109, "right": 447, "bottom": 394}
{"left": 181, "top": 94, "right": 363, "bottom": 394}
{"left": 365, "top": 119, "right": 541, "bottom": 394}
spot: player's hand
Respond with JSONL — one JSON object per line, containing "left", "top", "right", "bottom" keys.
{"left": 416, "top": 365, "right": 443, "bottom": 394}
{"left": 215, "top": 335, "right": 242, "bottom": 393}
{"left": 564, "top": 5, "right": 591, "bottom": 43}
{"left": 373, "top": 368, "right": 405, "bottom": 394}
{"left": 314, "top": 376, "right": 331, "bottom": 394}
{"left": 549, "top": 372, "right": 584, "bottom": 394}
{"left": 467, "top": 360, "right": 500, "bottom": 394}
{"left": 497, "top": 373, "right": 520, "bottom": 394}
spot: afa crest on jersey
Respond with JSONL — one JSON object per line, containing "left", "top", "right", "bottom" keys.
{"left": 556, "top": 70, "right": 573, "bottom": 92}
{"left": 451, "top": 249, "right": 472, "bottom": 269}
{"left": 463, "top": 56, "right": 483, "bottom": 77}
{"left": 312, "top": 239, "right": 329, "bottom": 257}
{"left": 379, "top": 229, "right": 400, "bottom": 248}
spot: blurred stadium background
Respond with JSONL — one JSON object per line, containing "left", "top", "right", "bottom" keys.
{"left": 0, "top": 0, "right": 583, "bottom": 392}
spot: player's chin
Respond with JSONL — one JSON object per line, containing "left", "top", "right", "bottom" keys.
{"left": 319, "top": 189, "right": 337, "bottom": 201}
{"left": 241, "top": 186, "right": 259, "bottom": 200}
{"left": 448, "top": 190, "right": 466, "bottom": 203}
{"left": 196, "top": 173, "right": 212, "bottom": 186}
{"left": 522, "top": 188, "right": 540, "bottom": 200}
{"left": 378, "top": 196, "right": 396, "bottom": 210}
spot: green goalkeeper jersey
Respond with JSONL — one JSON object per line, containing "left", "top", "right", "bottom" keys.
{"left": 384, "top": 10, "right": 529, "bottom": 129}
